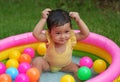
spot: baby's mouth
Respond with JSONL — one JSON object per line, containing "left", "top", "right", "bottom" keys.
{"left": 59, "top": 39, "right": 67, "bottom": 43}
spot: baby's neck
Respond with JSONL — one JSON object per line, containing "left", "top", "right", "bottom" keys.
{"left": 54, "top": 43, "right": 67, "bottom": 54}
{"left": 54, "top": 43, "right": 66, "bottom": 47}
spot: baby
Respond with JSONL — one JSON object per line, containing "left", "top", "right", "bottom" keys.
{"left": 32, "top": 8, "right": 89, "bottom": 81}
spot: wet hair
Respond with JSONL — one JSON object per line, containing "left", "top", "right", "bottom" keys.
{"left": 47, "top": 9, "right": 72, "bottom": 31}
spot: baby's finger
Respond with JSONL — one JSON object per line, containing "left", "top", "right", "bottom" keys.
{"left": 69, "top": 12, "right": 76, "bottom": 19}
{"left": 45, "top": 8, "right": 51, "bottom": 12}
{"left": 69, "top": 12, "right": 74, "bottom": 16}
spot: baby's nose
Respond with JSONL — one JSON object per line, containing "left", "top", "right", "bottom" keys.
{"left": 60, "top": 34, "right": 65, "bottom": 38}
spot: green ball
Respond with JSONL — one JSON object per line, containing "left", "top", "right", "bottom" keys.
{"left": 77, "top": 66, "right": 92, "bottom": 81}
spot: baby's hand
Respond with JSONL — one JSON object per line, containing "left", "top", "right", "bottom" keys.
{"left": 69, "top": 12, "right": 80, "bottom": 22}
{"left": 42, "top": 8, "right": 51, "bottom": 19}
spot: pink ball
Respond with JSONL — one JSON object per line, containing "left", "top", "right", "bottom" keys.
{"left": 79, "top": 56, "right": 93, "bottom": 68}
{"left": 23, "top": 48, "right": 35, "bottom": 58}
{"left": 18, "top": 62, "right": 31, "bottom": 73}
{"left": 15, "top": 73, "right": 29, "bottom": 82}
{"left": 0, "top": 62, "right": 6, "bottom": 74}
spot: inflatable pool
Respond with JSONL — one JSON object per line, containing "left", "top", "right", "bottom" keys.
{"left": 0, "top": 30, "right": 120, "bottom": 82}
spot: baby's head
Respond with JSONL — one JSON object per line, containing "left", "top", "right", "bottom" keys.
{"left": 47, "top": 9, "right": 72, "bottom": 45}
{"left": 47, "top": 9, "right": 72, "bottom": 32}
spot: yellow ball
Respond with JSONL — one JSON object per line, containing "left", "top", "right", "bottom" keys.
{"left": 60, "top": 74, "right": 75, "bottom": 82}
{"left": 37, "top": 43, "right": 46, "bottom": 55}
{"left": 93, "top": 59, "right": 107, "bottom": 73}
{"left": 6, "top": 59, "right": 19, "bottom": 68}
{"left": 9, "top": 49, "right": 21, "bottom": 60}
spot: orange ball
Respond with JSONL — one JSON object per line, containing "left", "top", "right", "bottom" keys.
{"left": 19, "top": 54, "right": 31, "bottom": 64}
{"left": 26, "top": 67, "right": 40, "bottom": 82}
{"left": 0, "top": 74, "right": 12, "bottom": 82}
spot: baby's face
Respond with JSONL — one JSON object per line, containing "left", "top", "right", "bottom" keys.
{"left": 50, "top": 23, "right": 71, "bottom": 45}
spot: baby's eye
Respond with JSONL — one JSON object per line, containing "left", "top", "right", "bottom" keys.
{"left": 65, "top": 31, "right": 70, "bottom": 33}
{"left": 56, "top": 32, "right": 60, "bottom": 34}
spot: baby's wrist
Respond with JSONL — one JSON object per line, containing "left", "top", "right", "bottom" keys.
{"left": 75, "top": 17, "right": 81, "bottom": 23}
{"left": 41, "top": 18, "right": 47, "bottom": 22}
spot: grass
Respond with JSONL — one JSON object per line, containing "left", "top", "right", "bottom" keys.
{"left": 0, "top": 0, "right": 120, "bottom": 46}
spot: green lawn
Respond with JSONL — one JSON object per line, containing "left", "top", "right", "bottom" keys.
{"left": 0, "top": 0, "right": 120, "bottom": 46}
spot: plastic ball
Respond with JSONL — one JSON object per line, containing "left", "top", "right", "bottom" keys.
{"left": 15, "top": 73, "right": 29, "bottom": 82}
{"left": 19, "top": 53, "right": 31, "bottom": 64}
{"left": 77, "top": 66, "right": 92, "bottom": 81}
{"left": 9, "top": 49, "right": 21, "bottom": 60}
{"left": 79, "top": 56, "right": 93, "bottom": 68}
{"left": 93, "top": 59, "right": 107, "bottom": 73}
{"left": 6, "top": 59, "right": 19, "bottom": 68}
{"left": 0, "top": 62, "right": 6, "bottom": 74}
{"left": 37, "top": 43, "right": 46, "bottom": 55}
{"left": 23, "top": 47, "right": 35, "bottom": 58}
{"left": 0, "top": 74, "right": 12, "bottom": 82}
{"left": 26, "top": 67, "right": 40, "bottom": 82}
{"left": 6, "top": 67, "right": 19, "bottom": 80}
{"left": 18, "top": 62, "right": 31, "bottom": 73}
{"left": 60, "top": 74, "right": 75, "bottom": 82}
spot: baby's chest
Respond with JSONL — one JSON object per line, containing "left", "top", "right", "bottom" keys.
{"left": 55, "top": 47, "right": 66, "bottom": 54}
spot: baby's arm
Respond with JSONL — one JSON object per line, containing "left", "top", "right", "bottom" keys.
{"left": 33, "top": 8, "right": 51, "bottom": 42}
{"left": 69, "top": 12, "right": 89, "bottom": 41}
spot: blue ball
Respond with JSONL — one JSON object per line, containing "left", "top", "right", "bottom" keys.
{"left": 6, "top": 67, "right": 19, "bottom": 80}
